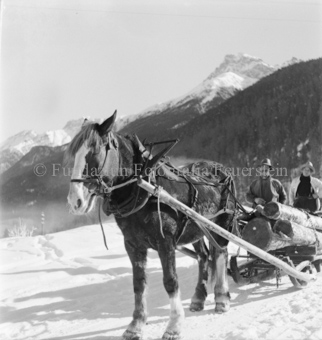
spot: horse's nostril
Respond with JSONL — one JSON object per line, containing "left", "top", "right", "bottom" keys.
{"left": 76, "top": 199, "right": 82, "bottom": 209}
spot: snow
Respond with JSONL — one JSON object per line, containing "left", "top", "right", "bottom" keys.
{"left": 116, "top": 53, "right": 278, "bottom": 128}
{"left": 189, "top": 72, "right": 246, "bottom": 106}
{"left": 0, "top": 131, "right": 38, "bottom": 151}
{"left": 63, "top": 117, "right": 102, "bottom": 139}
{"left": 0, "top": 130, "right": 71, "bottom": 155}
{"left": 1, "top": 222, "right": 322, "bottom": 340}
{"left": 209, "top": 53, "right": 275, "bottom": 79}
{"left": 40, "top": 130, "right": 71, "bottom": 147}
{"left": 0, "top": 118, "right": 102, "bottom": 174}
{"left": 0, "top": 129, "right": 71, "bottom": 171}
{"left": 279, "top": 58, "right": 302, "bottom": 69}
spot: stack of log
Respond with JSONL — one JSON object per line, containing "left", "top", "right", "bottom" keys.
{"left": 242, "top": 202, "right": 322, "bottom": 253}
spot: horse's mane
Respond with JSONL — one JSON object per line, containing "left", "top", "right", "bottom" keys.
{"left": 64, "top": 123, "right": 140, "bottom": 168}
{"left": 65, "top": 123, "right": 103, "bottom": 160}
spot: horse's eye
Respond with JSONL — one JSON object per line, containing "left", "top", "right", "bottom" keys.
{"left": 86, "top": 150, "right": 98, "bottom": 159}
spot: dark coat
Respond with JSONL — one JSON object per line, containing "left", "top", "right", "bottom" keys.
{"left": 246, "top": 176, "right": 287, "bottom": 207}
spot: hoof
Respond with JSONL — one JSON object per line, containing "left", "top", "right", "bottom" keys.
{"left": 122, "top": 330, "right": 142, "bottom": 340}
{"left": 215, "top": 302, "right": 230, "bottom": 314}
{"left": 162, "top": 331, "right": 182, "bottom": 340}
{"left": 189, "top": 300, "right": 204, "bottom": 312}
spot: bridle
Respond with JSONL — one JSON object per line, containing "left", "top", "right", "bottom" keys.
{"left": 69, "top": 134, "right": 246, "bottom": 253}
{"left": 70, "top": 133, "right": 151, "bottom": 196}
{"left": 70, "top": 132, "right": 121, "bottom": 190}
{"left": 69, "top": 133, "right": 150, "bottom": 250}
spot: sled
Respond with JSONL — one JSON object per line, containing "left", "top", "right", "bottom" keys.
{"left": 137, "top": 178, "right": 318, "bottom": 288}
{"left": 230, "top": 205, "right": 322, "bottom": 288}
{"left": 230, "top": 247, "right": 322, "bottom": 288}
{"left": 230, "top": 243, "right": 322, "bottom": 288}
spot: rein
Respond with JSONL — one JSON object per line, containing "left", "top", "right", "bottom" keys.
{"left": 71, "top": 176, "right": 138, "bottom": 195}
{"left": 70, "top": 133, "right": 243, "bottom": 253}
{"left": 69, "top": 136, "right": 176, "bottom": 250}
{"left": 70, "top": 134, "right": 141, "bottom": 250}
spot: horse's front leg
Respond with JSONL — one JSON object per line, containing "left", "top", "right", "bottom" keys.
{"left": 158, "top": 236, "right": 184, "bottom": 340}
{"left": 213, "top": 245, "right": 230, "bottom": 313}
{"left": 123, "top": 241, "right": 148, "bottom": 340}
{"left": 190, "top": 238, "right": 208, "bottom": 312}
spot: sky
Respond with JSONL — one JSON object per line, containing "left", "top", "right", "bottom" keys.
{"left": 0, "top": 0, "right": 321, "bottom": 142}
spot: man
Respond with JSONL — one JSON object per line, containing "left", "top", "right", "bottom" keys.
{"left": 289, "top": 161, "right": 322, "bottom": 212}
{"left": 246, "top": 158, "right": 287, "bottom": 208}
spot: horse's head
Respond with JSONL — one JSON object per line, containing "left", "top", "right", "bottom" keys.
{"left": 65, "top": 110, "right": 121, "bottom": 214}
{"left": 65, "top": 111, "right": 151, "bottom": 215}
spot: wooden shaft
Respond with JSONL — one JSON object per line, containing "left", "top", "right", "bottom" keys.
{"left": 137, "top": 178, "right": 316, "bottom": 283}
{"left": 263, "top": 202, "right": 322, "bottom": 231}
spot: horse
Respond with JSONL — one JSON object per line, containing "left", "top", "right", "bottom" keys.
{"left": 65, "top": 111, "right": 236, "bottom": 340}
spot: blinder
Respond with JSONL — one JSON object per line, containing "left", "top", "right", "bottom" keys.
{"left": 70, "top": 132, "right": 119, "bottom": 195}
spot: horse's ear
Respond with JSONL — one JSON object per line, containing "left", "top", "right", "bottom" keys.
{"left": 98, "top": 110, "right": 117, "bottom": 136}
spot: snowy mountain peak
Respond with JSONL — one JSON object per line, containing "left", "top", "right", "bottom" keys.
{"left": 118, "top": 53, "right": 279, "bottom": 130}
{"left": 0, "top": 116, "right": 107, "bottom": 174}
{"left": 63, "top": 117, "right": 102, "bottom": 138}
{"left": 280, "top": 57, "right": 302, "bottom": 68}
{"left": 209, "top": 53, "right": 276, "bottom": 80}
{"left": 0, "top": 130, "right": 38, "bottom": 151}
{"left": 1, "top": 53, "right": 301, "bottom": 173}
{"left": 0, "top": 120, "right": 93, "bottom": 174}
{"left": 182, "top": 54, "right": 277, "bottom": 111}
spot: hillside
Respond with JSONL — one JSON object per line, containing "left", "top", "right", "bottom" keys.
{"left": 120, "top": 58, "right": 322, "bottom": 197}
{"left": 0, "top": 118, "right": 101, "bottom": 174}
{"left": 119, "top": 53, "right": 278, "bottom": 140}
{"left": 1, "top": 58, "right": 319, "bottom": 236}
{"left": 173, "top": 58, "right": 322, "bottom": 172}
{"left": 0, "top": 54, "right": 292, "bottom": 175}
{"left": 0, "top": 145, "right": 103, "bottom": 237}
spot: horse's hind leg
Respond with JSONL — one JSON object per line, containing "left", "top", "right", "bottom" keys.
{"left": 158, "top": 235, "right": 184, "bottom": 340}
{"left": 189, "top": 239, "right": 208, "bottom": 312}
{"left": 123, "top": 241, "right": 148, "bottom": 340}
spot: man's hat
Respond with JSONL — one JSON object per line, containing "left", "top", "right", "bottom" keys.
{"left": 259, "top": 158, "right": 273, "bottom": 170}
{"left": 300, "top": 161, "right": 315, "bottom": 174}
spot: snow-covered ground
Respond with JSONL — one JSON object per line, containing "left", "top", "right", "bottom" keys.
{"left": 1, "top": 222, "right": 322, "bottom": 340}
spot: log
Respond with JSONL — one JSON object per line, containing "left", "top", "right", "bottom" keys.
{"left": 137, "top": 178, "right": 316, "bottom": 284}
{"left": 263, "top": 202, "right": 322, "bottom": 232}
{"left": 274, "top": 220, "right": 322, "bottom": 251}
{"left": 242, "top": 217, "right": 292, "bottom": 251}
{"left": 242, "top": 217, "right": 322, "bottom": 252}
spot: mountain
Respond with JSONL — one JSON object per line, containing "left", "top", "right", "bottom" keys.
{"left": 118, "top": 53, "right": 279, "bottom": 139}
{"left": 0, "top": 53, "right": 298, "bottom": 174}
{"left": 0, "top": 143, "right": 103, "bottom": 237}
{"left": 0, "top": 118, "right": 101, "bottom": 174}
{"left": 2, "top": 54, "right": 313, "bottom": 236}
{"left": 170, "top": 58, "right": 322, "bottom": 193}
{"left": 0, "top": 130, "right": 39, "bottom": 174}
{"left": 279, "top": 57, "right": 302, "bottom": 69}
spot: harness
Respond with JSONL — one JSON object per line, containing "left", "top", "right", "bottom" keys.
{"left": 69, "top": 134, "right": 244, "bottom": 251}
